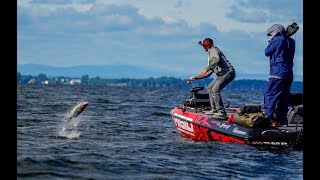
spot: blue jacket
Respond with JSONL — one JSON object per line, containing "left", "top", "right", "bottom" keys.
{"left": 265, "top": 31, "right": 295, "bottom": 79}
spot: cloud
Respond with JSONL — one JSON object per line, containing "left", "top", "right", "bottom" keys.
{"left": 28, "top": 0, "right": 94, "bottom": 5}
{"left": 77, "top": 0, "right": 96, "bottom": 4}
{"left": 17, "top": 1, "right": 303, "bottom": 77}
{"left": 30, "top": 0, "right": 73, "bottom": 5}
{"left": 227, "top": 6, "right": 269, "bottom": 23}
{"left": 173, "top": 1, "right": 190, "bottom": 9}
{"left": 227, "top": 0, "right": 303, "bottom": 23}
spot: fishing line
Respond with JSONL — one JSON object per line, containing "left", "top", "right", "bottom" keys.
{"left": 145, "top": 78, "right": 232, "bottom": 108}
{"left": 146, "top": 81, "right": 185, "bottom": 95}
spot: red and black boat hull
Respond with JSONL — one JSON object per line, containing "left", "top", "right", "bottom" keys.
{"left": 170, "top": 106, "right": 303, "bottom": 149}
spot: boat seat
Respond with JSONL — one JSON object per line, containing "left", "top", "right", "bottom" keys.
{"left": 288, "top": 104, "right": 303, "bottom": 124}
{"left": 190, "top": 86, "right": 209, "bottom": 99}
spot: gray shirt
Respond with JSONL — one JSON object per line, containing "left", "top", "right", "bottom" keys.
{"left": 205, "top": 46, "right": 234, "bottom": 76}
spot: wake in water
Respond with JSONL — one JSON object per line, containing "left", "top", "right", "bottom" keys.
{"left": 58, "top": 100, "right": 89, "bottom": 139}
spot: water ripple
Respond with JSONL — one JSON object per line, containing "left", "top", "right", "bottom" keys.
{"left": 17, "top": 85, "right": 303, "bottom": 179}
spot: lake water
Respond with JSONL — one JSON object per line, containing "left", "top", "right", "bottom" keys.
{"left": 17, "top": 84, "right": 303, "bottom": 179}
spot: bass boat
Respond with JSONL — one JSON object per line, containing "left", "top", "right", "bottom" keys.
{"left": 170, "top": 87, "right": 303, "bottom": 150}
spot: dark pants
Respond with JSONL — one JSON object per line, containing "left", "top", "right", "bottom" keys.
{"left": 264, "top": 77, "right": 293, "bottom": 124}
{"left": 207, "top": 70, "right": 235, "bottom": 114}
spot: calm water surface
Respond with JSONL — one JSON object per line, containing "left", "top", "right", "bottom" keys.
{"left": 17, "top": 84, "right": 303, "bottom": 179}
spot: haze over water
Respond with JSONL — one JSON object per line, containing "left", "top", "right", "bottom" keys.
{"left": 17, "top": 84, "right": 303, "bottom": 179}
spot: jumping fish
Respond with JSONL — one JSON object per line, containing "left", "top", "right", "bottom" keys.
{"left": 65, "top": 101, "right": 89, "bottom": 122}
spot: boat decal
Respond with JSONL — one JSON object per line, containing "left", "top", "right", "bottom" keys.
{"left": 173, "top": 113, "right": 193, "bottom": 122}
{"left": 251, "top": 141, "right": 288, "bottom": 146}
{"left": 173, "top": 117, "right": 194, "bottom": 133}
{"left": 198, "top": 116, "right": 212, "bottom": 128}
{"left": 261, "top": 130, "right": 281, "bottom": 135}
{"left": 209, "top": 130, "right": 246, "bottom": 144}
{"left": 211, "top": 120, "right": 221, "bottom": 126}
{"left": 177, "top": 127, "right": 195, "bottom": 136}
{"left": 218, "top": 122, "right": 231, "bottom": 129}
{"left": 232, "top": 127, "right": 247, "bottom": 135}
{"left": 195, "top": 124, "right": 213, "bottom": 141}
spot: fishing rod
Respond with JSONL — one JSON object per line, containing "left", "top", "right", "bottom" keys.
{"left": 146, "top": 71, "right": 212, "bottom": 95}
{"left": 146, "top": 70, "right": 214, "bottom": 95}
{"left": 146, "top": 81, "right": 185, "bottom": 95}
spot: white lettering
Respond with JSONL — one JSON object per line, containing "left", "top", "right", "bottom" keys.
{"left": 219, "top": 123, "right": 230, "bottom": 129}
{"left": 262, "top": 142, "right": 288, "bottom": 146}
{"left": 173, "top": 113, "right": 193, "bottom": 122}
{"left": 173, "top": 117, "right": 194, "bottom": 133}
{"left": 251, "top": 141, "right": 288, "bottom": 146}
{"left": 232, "top": 127, "right": 247, "bottom": 135}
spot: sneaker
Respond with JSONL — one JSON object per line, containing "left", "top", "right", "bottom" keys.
{"left": 213, "top": 112, "right": 227, "bottom": 116}
{"left": 211, "top": 112, "right": 228, "bottom": 119}
{"left": 205, "top": 109, "right": 218, "bottom": 115}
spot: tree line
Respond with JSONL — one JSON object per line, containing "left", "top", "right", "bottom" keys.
{"left": 17, "top": 72, "right": 303, "bottom": 92}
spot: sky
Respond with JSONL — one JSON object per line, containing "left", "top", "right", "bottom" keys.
{"left": 17, "top": 0, "right": 303, "bottom": 79}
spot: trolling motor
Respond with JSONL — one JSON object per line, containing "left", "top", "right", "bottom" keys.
{"left": 184, "top": 87, "right": 211, "bottom": 111}
{"left": 184, "top": 86, "right": 231, "bottom": 111}
{"left": 189, "top": 87, "right": 208, "bottom": 99}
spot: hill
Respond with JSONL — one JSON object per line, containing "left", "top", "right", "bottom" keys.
{"left": 17, "top": 63, "right": 303, "bottom": 81}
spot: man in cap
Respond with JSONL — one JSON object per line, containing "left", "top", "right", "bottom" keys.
{"left": 188, "top": 38, "right": 236, "bottom": 119}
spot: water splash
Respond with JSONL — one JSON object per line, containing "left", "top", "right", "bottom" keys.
{"left": 58, "top": 117, "right": 82, "bottom": 139}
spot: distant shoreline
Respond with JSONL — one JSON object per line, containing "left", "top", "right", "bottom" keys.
{"left": 17, "top": 63, "right": 304, "bottom": 82}
{"left": 17, "top": 72, "right": 303, "bottom": 93}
